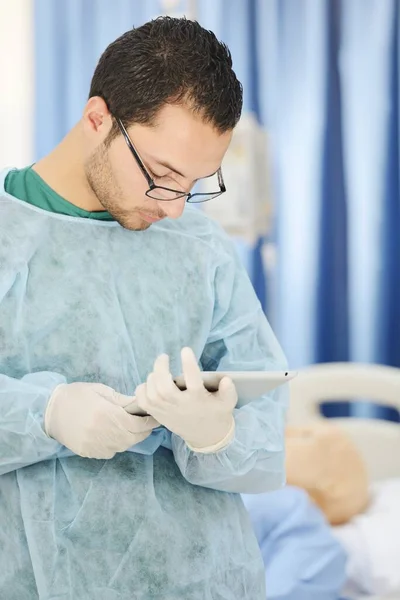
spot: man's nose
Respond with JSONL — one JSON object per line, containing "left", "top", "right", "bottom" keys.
{"left": 157, "top": 198, "right": 186, "bottom": 220}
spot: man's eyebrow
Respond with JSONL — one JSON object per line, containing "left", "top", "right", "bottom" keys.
{"left": 155, "top": 159, "right": 218, "bottom": 181}
{"left": 156, "top": 160, "right": 186, "bottom": 178}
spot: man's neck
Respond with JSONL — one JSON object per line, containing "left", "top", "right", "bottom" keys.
{"left": 33, "top": 124, "right": 104, "bottom": 212}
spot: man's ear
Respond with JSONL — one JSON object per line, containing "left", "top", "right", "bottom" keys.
{"left": 82, "top": 96, "right": 112, "bottom": 136}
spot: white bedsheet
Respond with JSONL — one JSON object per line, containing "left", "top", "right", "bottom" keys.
{"left": 333, "top": 479, "right": 400, "bottom": 598}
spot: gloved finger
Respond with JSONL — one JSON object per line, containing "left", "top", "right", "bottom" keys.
{"left": 89, "top": 383, "right": 116, "bottom": 394}
{"left": 119, "top": 427, "right": 154, "bottom": 450}
{"left": 102, "top": 428, "right": 151, "bottom": 455}
{"left": 132, "top": 414, "right": 160, "bottom": 432}
{"left": 111, "top": 390, "right": 139, "bottom": 409}
{"left": 135, "top": 383, "right": 153, "bottom": 415}
{"left": 89, "top": 383, "right": 127, "bottom": 405}
{"left": 181, "top": 347, "right": 204, "bottom": 392}
{"left": 115, "top": 430, "right": 152, "bottom": 453}
{"left": 80, "top": 427, "right": 123, "bottom": 458}
{"left": 123, "top": 396, "right": 149, "bottom": 417}
{"left": 111, "top": 404, "right": 159, "bottom": 434}
{"left": 146, "top": 372, "right": 164, "bottom": 404}
{"left": 153, "top": 353, "right": 170, "bottom": 376}
{"left": 153, "top": 354, "right": 181, "bottom": 400}
{"left": 146, "top": 372, "right": 176, "bottom": 407}
{"left": 218, "top": 377, "right": 238, "bottom": 408}
{"left": 135, "top": 386, "right": 171, "bottom": 429}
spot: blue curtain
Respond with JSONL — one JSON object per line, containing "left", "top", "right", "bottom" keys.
{"left": 315, "top": 0, "right": 349, "bottom": 363}
{"left": 195, "top": 0, "right": 274, "bottom": 313}
{"left": 34, "top": 0, "right": 172, "bottom": 158}
{"left": 379, "top": 0, "right": 400, "bottom": 367}
{"left": 34, "top": 0, "right": 400, "bottom": 369}
{"left": 240, "top": 0, "right": 400, "bottom": 369}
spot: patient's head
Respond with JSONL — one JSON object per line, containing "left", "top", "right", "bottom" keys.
{"left": 286, "top": 422, "right": 370, "bottom": 525}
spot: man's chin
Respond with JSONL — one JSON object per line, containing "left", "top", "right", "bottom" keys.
{"left": 114, "top": 215, "right": 152, "bottom": 231}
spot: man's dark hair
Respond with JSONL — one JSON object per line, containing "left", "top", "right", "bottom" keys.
{"left": 89, "top": 16, "right": 243, "bottom": 140}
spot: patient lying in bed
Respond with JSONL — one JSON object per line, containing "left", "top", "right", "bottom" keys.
{"left": 243, "top": 486, "right": 347, "bottom": 600}
{"left": 244, "top": 423, "right": 400, "bottom": 599}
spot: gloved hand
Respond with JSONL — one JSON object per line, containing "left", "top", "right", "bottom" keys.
{"left": 135, "top": 347, "right": 238, "bottom": 453}
{"left": 45, "top": 382, "right": 159, "bottom": 459}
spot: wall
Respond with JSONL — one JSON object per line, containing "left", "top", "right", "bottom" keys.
{"left": 0, "top": 0, "right": 34, "bottom": 168}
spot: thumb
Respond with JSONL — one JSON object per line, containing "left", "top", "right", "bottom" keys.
{"left": 113, "top": 393, "right": 161, "bottom": 431}
{"left": 111, "top": 404, "right": 160, "bottom": 433}
{"left": 218, "top": 377, "right": 238, "bottom": 406}
{"left": 111, "top": 390, "right": 137, "bottom": 409}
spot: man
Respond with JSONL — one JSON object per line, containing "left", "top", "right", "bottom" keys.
{"left": 0, "top": 17, "right": 287, "bottom": 599}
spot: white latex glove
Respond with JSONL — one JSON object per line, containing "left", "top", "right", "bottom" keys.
{"left": 45, "top": 382, "right": 159, "bottom": 459}
{"left": 135, "top": 347, "right": 237, "bottom": 453}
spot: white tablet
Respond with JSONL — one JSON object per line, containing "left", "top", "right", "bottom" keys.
{"left": 175, "top": 370, "right": 297, "bottom": 406}
{"left": 125, "top": 370, "right": 297, "bottom": 415}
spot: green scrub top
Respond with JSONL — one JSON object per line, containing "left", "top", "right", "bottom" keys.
{"left": 4, "top": 166, "right": 114, "bottom": 221}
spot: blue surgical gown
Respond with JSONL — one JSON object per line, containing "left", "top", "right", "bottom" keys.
{"left": 243, "top": 487, "right": 348, "bottom": 600}
{"left": 0, "top": 170, "right": 288, "bottom": 599}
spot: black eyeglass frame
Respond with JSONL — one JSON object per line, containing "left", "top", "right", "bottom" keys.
{"left": 115, "top": 117, "right": 226, "bottom": 203}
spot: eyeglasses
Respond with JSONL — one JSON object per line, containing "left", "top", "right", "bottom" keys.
{"left": 115, "top": 117, "right": 226, "bottom": 203}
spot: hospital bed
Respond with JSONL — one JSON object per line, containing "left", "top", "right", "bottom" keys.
{"left": 288, "top": 363, "right": 400, "bottom": 600}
